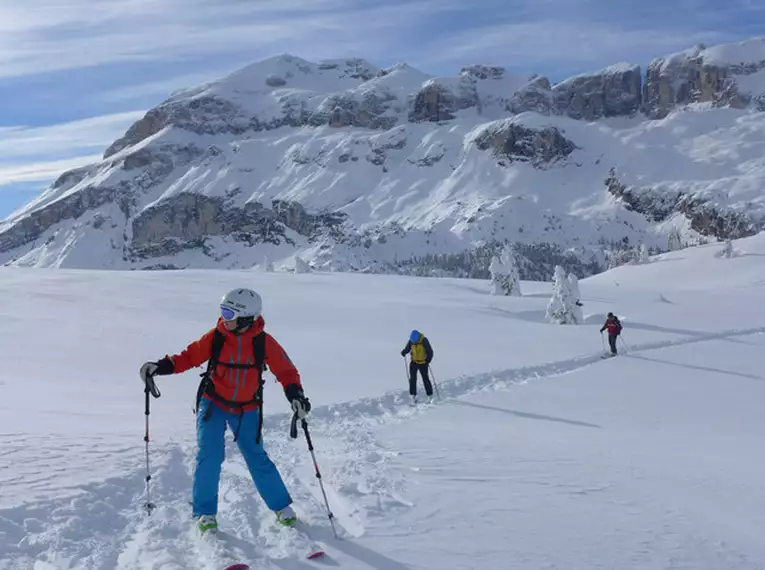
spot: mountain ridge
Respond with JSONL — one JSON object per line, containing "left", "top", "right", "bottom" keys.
{"left": 2, "top": 36, "right": 764, "bottom": 278}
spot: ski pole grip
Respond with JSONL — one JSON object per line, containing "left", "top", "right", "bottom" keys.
{"left": 290, "top": 411, "right": 299, "bottom": 439}
{"left": 145, "top": 376, "right": 161, "bottom": 398}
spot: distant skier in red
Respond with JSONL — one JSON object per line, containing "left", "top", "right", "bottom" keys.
{"left": 600, "top": 312, "right": 622, "bottom": 355}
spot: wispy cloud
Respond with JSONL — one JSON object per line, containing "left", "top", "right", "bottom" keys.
{"left": 418, "top": 20, "right": 732, "bottom": 77}
{"left": 412, "top": 0, "right": 755, "bottom": 77}
{"left": 0, "top": 111, "right": 143, "bottom": 158}
{"left": 0, "top": 155, "right": 103, "bottom": 185}
{"left": 0, "top": 0, "right": 759, "bottom": 80}
{"left": 0, "top": 0, "right": 455, "bottom": 79}
{"left": 97, "top": 72, "right": 222, "bottom": 103}
{"left": 0, "top": 111, "right": 142, "bottom": 189}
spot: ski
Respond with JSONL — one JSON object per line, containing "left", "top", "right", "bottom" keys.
{"left": 221, "top": 547, "right": 322, "bottom": 570}
{"left": 257, "top": 516, "right": 327, "bottom": 561}
{"left": 222, "top": 551, "right": 321, "bottom": 569}
{"left": 196, "top": 523, "right": 324, "bottom": 567}
{"left": 283, "top": 521, "right": 326, "bottom": 560}
{"left": 408, "top": 396, "right": 435, "bottom": 406}
{"left": 191, "top": 528, "right": 243, "bottom": 570}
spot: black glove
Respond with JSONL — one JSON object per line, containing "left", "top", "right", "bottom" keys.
{"left": 284, "top": 384, "right": 311, "bottom": 418}
{"left": 143, "top": 357, "right": 174, "bottom": 376}
{"left": 139, "top": 357, "right": 174, "bottom": 396}
{"left": 400, "top": 350, "right": 407, "bottom": 357}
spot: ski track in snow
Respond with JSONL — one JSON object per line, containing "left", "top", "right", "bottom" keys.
{"left": 3, "top": 324, "right": 765, "bottom": 569}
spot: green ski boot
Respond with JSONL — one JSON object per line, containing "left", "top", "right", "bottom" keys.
{"left": 196, "top": 515, "right": 218, "bottom": 534}
{"left": 275, "top": 506, "right": 297, "bottom": 527}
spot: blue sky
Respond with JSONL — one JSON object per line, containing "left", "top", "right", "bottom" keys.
{"left": 0, "top": 0, "right": 762, "bottom": 219}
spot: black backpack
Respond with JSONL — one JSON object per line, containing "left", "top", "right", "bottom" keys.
{"left": 195, "top": 330, "right": 268, "bottom": 443}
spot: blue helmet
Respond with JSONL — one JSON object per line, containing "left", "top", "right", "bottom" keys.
{"left": 409, "top": 330, "right": 421, "bottom": 342}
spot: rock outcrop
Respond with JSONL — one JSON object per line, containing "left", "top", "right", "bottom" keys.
{"left": 642, "top": 39, "right": 765, "bottom": 118}
{"left": 605, "top": 167, "right": 762, "bottom": 239}
{"left": 473, "top": 121, "right": 577, "bottom": 168}
{"left": 552, "top": 64, "right": 642, "bottom": 120}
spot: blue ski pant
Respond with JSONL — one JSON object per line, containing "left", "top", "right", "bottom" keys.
{"left": 193, "top": 398, "right": 292, "bottom": 516}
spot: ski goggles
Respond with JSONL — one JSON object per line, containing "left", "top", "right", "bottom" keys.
{"left": 220, "top": 305, "right": 238, "bottom": 321}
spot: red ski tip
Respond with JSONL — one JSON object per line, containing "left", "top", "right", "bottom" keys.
{"left": 223, "top": 564, "right": 250, "bottom": 570}
{"left": 307, "top": 551, "right": 326, "bottom": 560}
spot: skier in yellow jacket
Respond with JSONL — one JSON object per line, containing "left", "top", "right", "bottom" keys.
{"left": 400, "top": 330, "right": 434, "bottom": 403}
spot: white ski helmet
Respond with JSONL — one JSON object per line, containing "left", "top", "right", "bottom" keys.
{"left": 220, "top": 288, "right": 262, "bottom": 322}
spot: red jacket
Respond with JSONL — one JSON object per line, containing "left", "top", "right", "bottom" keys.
{"left": 167, "top": 316, "right": 300, "bottom": 412}
{"left": 600, "top": 317, "right": 622, "bottom": 335}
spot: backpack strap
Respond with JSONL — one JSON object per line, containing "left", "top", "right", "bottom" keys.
{"left": 195, "top": 330, "right": 225, "bottom": 417}
{"left": 194, "top": 330, "right": 269, "bottom": 444}
{"left": 252, "top": 332, "right": 267, "bottom": 445}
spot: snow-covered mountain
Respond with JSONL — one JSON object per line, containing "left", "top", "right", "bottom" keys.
{"left": 2, "top": 37, "right": 765, "bottom": 277}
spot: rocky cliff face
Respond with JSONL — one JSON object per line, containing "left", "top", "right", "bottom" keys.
{"left": 605, "top": 167, "right": 763, "bottom": 240}
{"left": 104, "top": 38, "right": 765, "bottom": 158}
{"left": 0, "top": 142, "right": 204, "bottom": 255}
{"left": 409, "top": 66, "right": 539, "bottom": 122}
{"left": 642, "top": 39, "right": 765, "bottom": 118}
{"left": 508, "top": 77, "right": 553, "bottom": 115}
{"left": 552, "top": 64, "right": 643, "bottom": 120}
{"left": 2, "top": 38, "right": 764, "bottom": 275}
{"left": 105, "top": 56, "right": 385, "bottom": 156}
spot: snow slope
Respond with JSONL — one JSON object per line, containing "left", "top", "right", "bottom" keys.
{"left": 2, "top": 232, "right": 765, "bottom": 568}
{"left": 693, "top": 36, "right": 765, "bottom": 67}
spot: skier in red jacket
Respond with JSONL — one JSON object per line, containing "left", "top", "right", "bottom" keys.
{"left": 139, "top": 288, "right": 310, "bottom": 534}
{"left": 600, "top": 312, "right": 622, "bottom": 356}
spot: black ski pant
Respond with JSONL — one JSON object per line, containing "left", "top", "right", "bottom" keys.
{"left": 409, "top": 362, "right": 433, "bottom": 397}
{"left": 608, "top": 333, "right": 618, "bottom": 355}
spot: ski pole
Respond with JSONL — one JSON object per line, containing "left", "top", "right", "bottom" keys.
{"left": 403, "top": 356, "right": 412, "bottom": 398}
{"left": 428, "top": 365, "right": 441, "bottom": 400}
{"left": 290, "top": 413, "right": 338, "bottom": 539}
{"left": 600, "top": 332, "right": 606, "bottom": 352}
{"left": 143, "top": 375, "right": 161, "bottom": 516}
{"left": 619, "top": 335, "right": 629, "bottom": 352}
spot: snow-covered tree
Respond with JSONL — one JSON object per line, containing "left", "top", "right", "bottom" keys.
{"left": 607, "top": 248, "right": 634, "bottom": 269}
{"left": 489, "top": 244, "right": 521, "bottom": 296}
{"left": 546, "top": 265, "right": 579, "bottom": 324}
{"left": 567, "top": 273, "right": 584, "bottom": 324}
{"left": 668, "top": 230, "right": 681, "bottom": 251}
{"left": 716, "top": 239, "right": 734, "bottom": 259}
{"left": 261, "top": 256, "right": 274, "bottom": 272}
{"left": 294, "top": 255, "right": 311, "bottom": 273}
{"left": 638, "top": 243, "right": 650, "bottom": 264}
